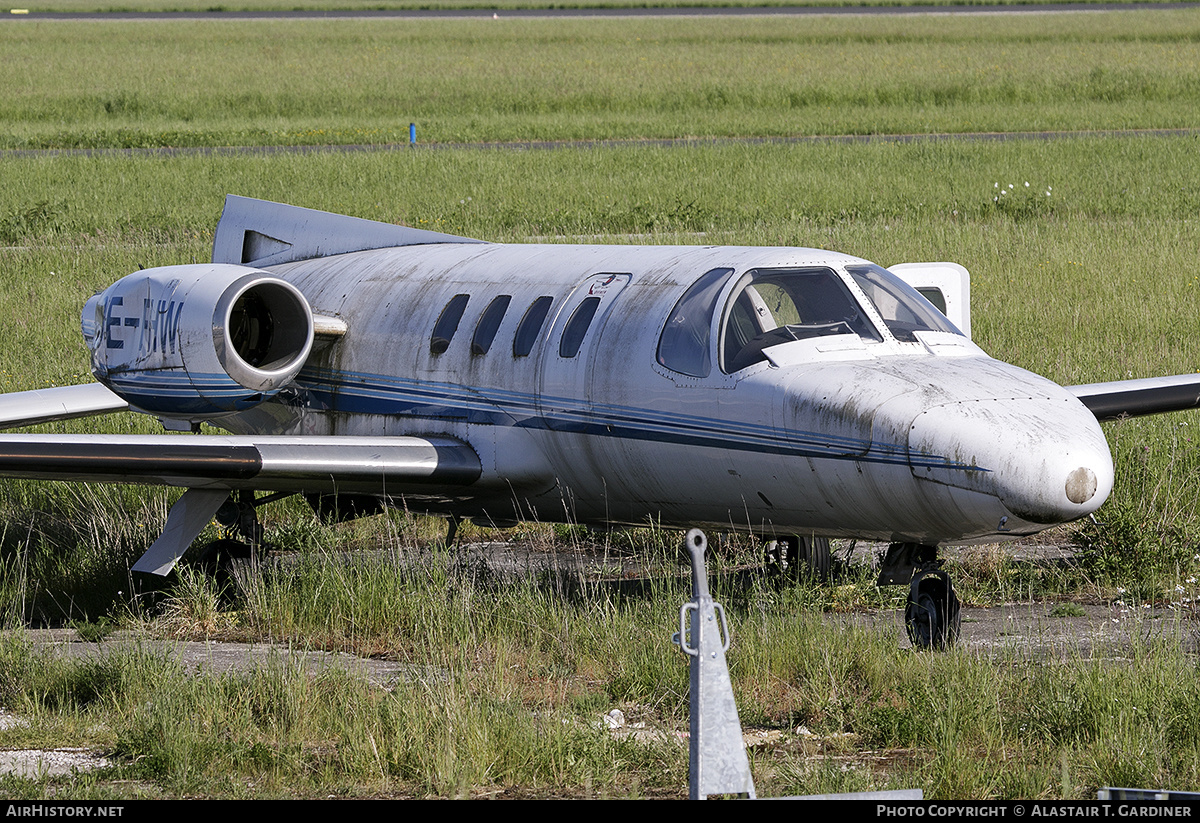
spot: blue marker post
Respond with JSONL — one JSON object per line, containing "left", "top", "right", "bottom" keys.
{"left": 409, "top": 123, "right": 416, "bottom": 146}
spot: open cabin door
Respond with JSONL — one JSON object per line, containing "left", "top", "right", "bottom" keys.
{"left": 888, "top": 262, "right": 971, "bottom": 339}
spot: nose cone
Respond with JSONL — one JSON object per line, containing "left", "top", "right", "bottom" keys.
{"left": 908, "top": 395, "right": 1114, "bottom": 528}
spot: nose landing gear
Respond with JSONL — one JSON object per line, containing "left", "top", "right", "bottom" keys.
{"left": 904, "top": 568, "right": 960, "bottom": 650}
{"left": 879, "top": 542, "right": 961, "bottom": 650}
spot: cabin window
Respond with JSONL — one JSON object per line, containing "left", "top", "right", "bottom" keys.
{"left": 845, "top": 264, "right": 963, "bottom": 342}
{"left": 559, "top": 296, "right": 601, "bottom": 358}
{"left": 720, "top": 268, "right": 881, "bottom": 373}
{"left": 513, "top": 296, "right": 553, "bottom": 357}
{"left": 471, "top": 295, "right": 511, "bottom": 355}
{"left": 430, "top": 293, "right": 469, "bottom": 355}
{"left": 657, "top": 267, "right": 733, "bottom": 378}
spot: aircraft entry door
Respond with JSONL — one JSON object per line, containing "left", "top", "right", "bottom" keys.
{"left": 537, "top": 272, "right": 632, "bottom": 434}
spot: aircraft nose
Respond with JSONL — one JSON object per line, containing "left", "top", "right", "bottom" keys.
{"left": 907, "top": 395, "right": 1114, "bottom": 527}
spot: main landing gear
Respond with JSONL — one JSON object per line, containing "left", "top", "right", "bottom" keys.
{"left": 763, "top": 535, "right": 833, "bottom": 582}
{"left": 878, "top": 542, "right": 961, "bottom": 650}
{"left": 193, "top": 491, "right": 282, "bottom": 592}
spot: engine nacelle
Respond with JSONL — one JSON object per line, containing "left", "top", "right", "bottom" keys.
{"left": 82, "top": 264, "right": 314, "bottom": 418}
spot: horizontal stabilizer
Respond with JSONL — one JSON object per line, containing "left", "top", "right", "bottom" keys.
{"left": 0, "top": 384, "right": 129, "bottom": 430}
{"left": 212, "top": 195, "right": 486, "bottom": 268}
{"left": 1069, "top": 374, "right": 1200, "bottom": 420}
{"left": 0, "top": 434, "right": 481, "bottom": 494}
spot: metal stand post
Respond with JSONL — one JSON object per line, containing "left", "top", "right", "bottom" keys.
{"left": 673, "top": 528, "right": 756, "bottom": 799}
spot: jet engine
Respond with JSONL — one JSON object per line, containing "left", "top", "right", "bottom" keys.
{"left": 82, "top": 264, "right": 314, "bottom": 418}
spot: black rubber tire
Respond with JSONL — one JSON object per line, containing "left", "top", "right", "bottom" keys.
{"left": 765, "top": 536, "right": 832, "bottom": 582}
{"left": 905, "top": 577, "right": 961, "bottom": 651}
{"left": 195, "top": 538, "right": 252, "bottom": 598}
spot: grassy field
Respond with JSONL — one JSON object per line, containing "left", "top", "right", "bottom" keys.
{"left": 1, "top": 0, "right": 1173, "bottom": 13}
{"left": 4, "top": 12, "right": 1200, "bottom": 148}
{"left": 7, "top": 136, "right": 1200, "bottom": 389}
{"left": 4, "top": 8, "right": 1200, "bottom": 800}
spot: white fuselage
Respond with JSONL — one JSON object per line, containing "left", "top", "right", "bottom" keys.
{"left": 210, "top": 242, "right": 1113, "bottom": 546}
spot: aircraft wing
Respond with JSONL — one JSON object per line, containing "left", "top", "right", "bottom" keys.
{"left": 0, "top": 382, "right": 481, "bottom": 493}
{"left": 0, "top": 383, "right": 129, "bottom": 430}
{"left": 0, "top": 433, "right": 481, "bottom": 492}
{"left": 1068, "top": 374, "right": 1200, "bottom": 420}
{"left": 0, "top": 432, "right": 482, "bottom": 576}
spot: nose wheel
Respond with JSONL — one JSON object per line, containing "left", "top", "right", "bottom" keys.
{"left": 904, "top": 568, "right": 960, "bottom": 650}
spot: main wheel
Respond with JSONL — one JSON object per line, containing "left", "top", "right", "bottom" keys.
{"left": 195, "top": 538, "right": 253, "bottom": 599}
{"left": 795, "top": 536, "right": 832, "bottom": 582}
{"left": 765, "top": 536, "right": 832, "bottom": 582}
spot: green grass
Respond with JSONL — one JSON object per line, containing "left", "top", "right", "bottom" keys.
{"left": 4, "top": 12, "right": 1200, "bottom": 149}
{"left": 6, "top": 135, "right": 1200, "bottom": 379}
{"left": 6, "top": 555, "right": 1200, "bottom": 798}
{"left": 3, "top": 0, "right": 1179, "bottom": 12}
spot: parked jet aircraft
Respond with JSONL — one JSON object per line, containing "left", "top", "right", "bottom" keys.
{"left": 1, "top": 195, "right": 1197, "bottom": 648}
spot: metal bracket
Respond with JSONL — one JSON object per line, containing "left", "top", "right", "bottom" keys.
{"left": 673, "top": 528, "right": 756, "bottom": 800}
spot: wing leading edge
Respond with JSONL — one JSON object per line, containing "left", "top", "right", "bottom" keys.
{"left": 1069, "top": 374, "right": 1200, "bottom": 420}
{"left": 0, "top": 432, "right": 482, "bottom": 576}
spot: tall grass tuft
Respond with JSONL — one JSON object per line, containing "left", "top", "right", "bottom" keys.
{"left": 1072, "top": 419, "right": 1200, "bottom": 596}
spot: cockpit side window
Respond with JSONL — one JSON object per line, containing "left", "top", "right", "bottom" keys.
{"left": 720, "top": 268, "right": 881, "bottom": 373}
{"left": 657, "top": 267, "right": 733, "bottom": 378}
{"left": 846, "top": 264, "right": 963, "bottom": 342}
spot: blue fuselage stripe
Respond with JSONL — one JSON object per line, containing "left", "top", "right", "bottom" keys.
{"left": 293, "top": 367, "right": 978, "bottom": 471}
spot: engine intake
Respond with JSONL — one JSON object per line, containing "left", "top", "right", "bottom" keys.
{"left": 83, "top": 264, "right": 314, "bottom": 418}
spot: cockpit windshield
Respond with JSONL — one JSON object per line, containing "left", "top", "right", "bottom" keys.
{"left": 845, "top": 263, "right": 964, "bottom": 342}
{"left": 720, "top": 268, "right": 881, "bottom": 373}
{"left": 658, "top": 263, "right": 967, "bottom": 378}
